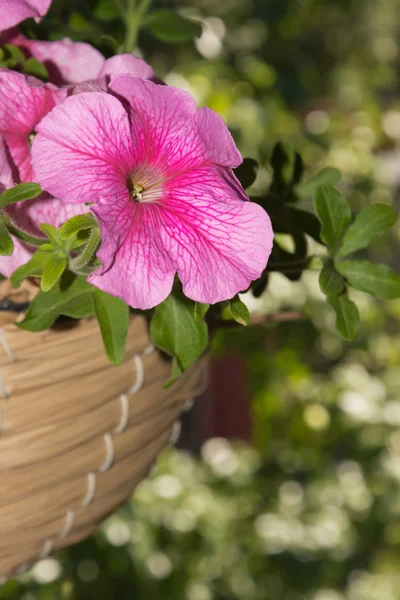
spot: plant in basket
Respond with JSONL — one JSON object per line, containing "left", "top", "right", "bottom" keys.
{"left": 0, "top": 0, "right": 400, "bottom": 583}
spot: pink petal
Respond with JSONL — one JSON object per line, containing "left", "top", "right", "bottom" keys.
{"left": 32, "top": 92, "right": 137, "bottom": 202}
{"left": 110, "top": 75, "right": 242, "bottom": 173}
{"left": 160, "top": 166, "right": 273, "bottom": 303}
{"left": 0, "top": 69, "right": 59, "bottom": 181}
{"left": 98, "top": 54, "right": 153, "bottom": 82}
{"left": 6, "top": 32, "right": 105, "bottom": 85}
{"left": 109, "top": 75, "right": 197, "bottom": 167}
{"left": 89, "top": 201, "right": 175, "bottom": 309}
{"left": 0, "top": 135, "right": 15, "bottom": 190}
{"left": 0, "top": 0, "right": 51, "bottom": 30}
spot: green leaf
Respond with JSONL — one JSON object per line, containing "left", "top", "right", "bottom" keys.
{"left": 234, "top": 158, "right": 258, "bottom": 190}
{"left": 10, "top": 249, "right": 52, "bottom": 288}
{"left": 145, "top": 10, "right": 202, "bottom": 43}
{"left": 287, "top": 207, "right": 322, "bottom": 243}
{"left": 59, "top": 213, "right": 98, "bottom": 240}
{"left": 0, "top": 221, "right": 14, "bottom": 256}
{"left": 337, "top": 203, "right": 397, "bottom": 257}
{"left": 314, "top": 185, "right": 351, "bottom": 250}
{"left": 194, "top": 302, "right": 210, "bottom": 321}
{"left": 335, "top": 260, "right": 400, "bottom": 299}
{"left": 92, "top": 289, "right": 129, "bottom": 365}
{"left": 0, "top": 183, "right": 42, "bottom": 209}
{"left": 295, "top": 167, "right": 341, "bottom": 199}
{"left": 1, "top": 44, "right": 25, "bottom": 66}
{"left": 23, "top": 57, "right": 49, "bottom": 81}
{"left": 270, "top": 142, "right": 295, "bottom": 193}
{"left": 328, "top": 293, "right": 360, "bottom": 341}
{"left": 39, "top": 223, "right": 61, "bottom": 247}
{"left": 164, "top": 357, "right": 184, "bottom": 388}
{"left": 41, "top": 255, "right": 67, "bottom": 292}
{"left": 17, "top": 273, "right": 94, "bottom": 331}
{"left": 150, "top": 293, "right": 208, "bottom": 376}
{"left": 229, "top": 296, "right": 250, "bottom": 326}
{"left": 319, "top": 261, "right": 345, "bottom": 296}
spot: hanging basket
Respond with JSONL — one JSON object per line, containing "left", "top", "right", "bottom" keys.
{"left": 0, "top": 281, "right": 208, "bottom": 581}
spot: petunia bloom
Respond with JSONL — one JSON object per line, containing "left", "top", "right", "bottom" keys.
{"left": 1, "top": 30, "right": 154, "bottom": 86}
{"left": 0, "top": 0, "right": 51, "bottom": 31}
{"left": 0, "top": 68, "right": 63, "bottom": 181}
{"left": 32, "top": 75, "right": 273, "bottom": 309}
{"left": 1, "top": 30, "right": 105, "bottom": 85}
{"left": 0, "top": 70, "right": 87, "bottom": 276}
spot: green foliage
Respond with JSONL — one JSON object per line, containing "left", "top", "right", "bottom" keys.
{"left": 327, "top": 293, "right": 360, "bottom": 341}
{"left": 0, "top": 44, "right": 48, "bottom": 80}
{"left": 228, "top": 295, "right": 250, "bottom": 326}
{"left": 58, "top": 214, "right": 98, "bottom": 240}
{"left": 23, "top": 57, "right": 49, "bottom": 80}
{"left": 0, "top": 220, "right": 14, "bottom": 257}
{"left": 150, "top": 293, "right": 208, "bottom": 384}
{"left": 295, "top": 167, "right": 341, "bottom": 199}
{"left": 194, "top": 302, "right": 210, "bottom": 321}
{"left": 234, "top": 158, "right": 259, "bottom": 189}
{"left": 144, "top": 10, "right": 202, "bottom": 43}
{"left": 335, "top": 260, "right": 400, "bottom": 299}
{"left": 92, "top": 289, "right": 129, "bottom": 365}
{"left": 17, "top": 272, "right": 95, "bottom": 332}
{"left": 337, "top": 203, "right": 397, "bottom": 257}
{"left": 11, "top": 245, "right": 55, "bottom": 288}
{"left": 314, "top": 185, "right": 351, "bottom": 250}
{"left": 319, "top": 260, "right": 345, "bottom": 296}
{"left": 0, "top": 183, "right": 42, "bottom": 209}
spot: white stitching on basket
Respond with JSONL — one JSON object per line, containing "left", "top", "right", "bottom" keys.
{"left": 1, "top": 341, "right": 199, "bottom": 580}
{"left": 0, "top": 329, "right": 16, "bottom": 363}
{"left": 0, "top": 329, "right": 14, "bottom": 403}
{"left": 81, "top": 472, "right": 96, "bottom": 508}
{"left": 114, "top": 394, "right": 130, "bottom": 434}
{"left": 169, "top": 420, "right": 182, "bottom": 446}
{"left": 38, "top": 539, "right": 54, "bottom": 560}
{"left": 59, "top": 509, "right": 75, "bottom": 538}
{"left": 98, "top": 433, "right": 115, "bottom": 472}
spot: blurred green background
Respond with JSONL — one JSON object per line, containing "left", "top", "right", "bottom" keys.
{"left": 4, "top": 0, "right": 400, "bottom": 598}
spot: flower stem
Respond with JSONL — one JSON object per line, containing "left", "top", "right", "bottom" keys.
{"left": 69, "top": 228, "right": 100, "bottom": 273}
{"left": 3, "top": 215, "right": 47, "bottom": 247}
{"left": 123, "top": 0, "right": 153, "bottom": 53}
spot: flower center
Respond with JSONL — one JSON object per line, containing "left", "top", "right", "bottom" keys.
{"left": 127, "top": 166, "right": 163, "bottom": 205}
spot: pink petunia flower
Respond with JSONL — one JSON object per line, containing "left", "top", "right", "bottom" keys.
{"left": 2, "top": 30, "right": 105, "bottom": 85}
{"left": 0, "top": 70, "right": 87, "bottom": 276}
{"left": 1, "top": 29, "right": 154, "bottom": 86}
{"left": 0, "top": 68, "right": 64, "bottom": 181}
{"left": 32, "top": 75, "right": 273, "bottom": 309}
{"left": 0, "top": 0, "right": 51, "bottom": 31}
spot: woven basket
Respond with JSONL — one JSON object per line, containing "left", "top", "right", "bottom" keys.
{"left": 0, "top": 281, "right": 208, "bottom": 581}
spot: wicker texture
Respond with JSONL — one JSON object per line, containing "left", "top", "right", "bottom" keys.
{"left": 0, "top": 282, "right": 207, "bottom": 580}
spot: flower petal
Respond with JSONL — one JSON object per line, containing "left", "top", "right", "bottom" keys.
{"left": 0, "top": 0, "right": 51, "bottom": 30}
{"left": 6, "top": 33, "right": 105, "bottom": 85}
{"left": 110, "top": 75, "right": 242, "bottom": 174}
{"left": 160, "top": 166, "right": 273, "bottom": 303}
{"left": 109, "top": 74, "right": 197, "bottom": 167}
{"left": 32, "top": 91, "right": 136, "bottom": 202}
{"left": 0, "top": 135, "right": 15, "bottom": 190}
{"left": 98, "top": 54, "right": 153, "bottom": 82}
{"left": 0, "top": 69, "right": 59, "bottom": 181}
{"left": 89, "top": 201, "right": 175, "bottom": 309}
